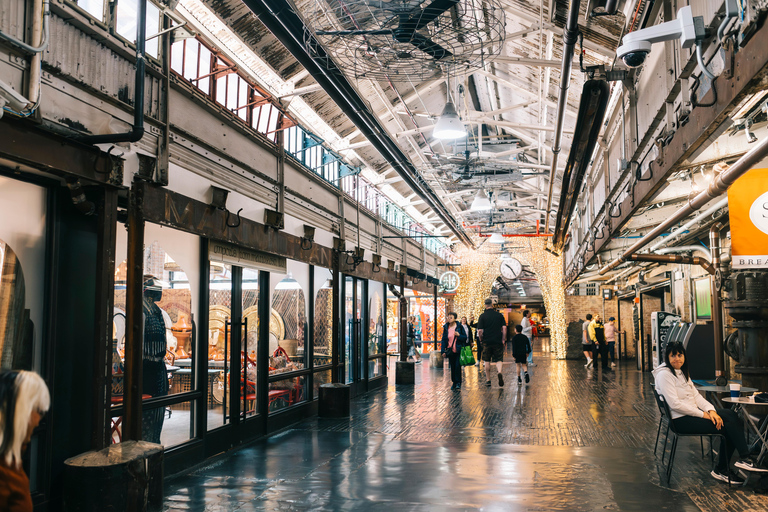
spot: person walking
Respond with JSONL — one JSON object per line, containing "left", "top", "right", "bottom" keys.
{"left": 0, "top": 371, "right": 50, "bottom": 512}
{"left": 406, "top": 316, "right": 422, "bottom": 364}
{"left": 441, "top": 312, "right": 467, "bottom": 390}
{"left": 511, "top": 325, "right": 532, "bottom": 384}
{"left": 469, "top": 313, "right": 481, "bottom": 367}
{"left": 521, "top": 309, "right": 535, "bottom": 367}
{"left": 460, "top": 316, "right": 474, "bottom": 361}
{"left": 477, "top": 298, "right": 507, "bottom": 387}
{"left": 590, "top": 314, "right": 610, "bottom": 370}
{"left": 605, "top": 317, "right": 617, "bottom": 367}
{"left": 583, "top": 314, "right": 594, "bottom": 367}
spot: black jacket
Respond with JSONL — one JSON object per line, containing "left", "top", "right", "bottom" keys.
{"left": 441, "top": 323, "right": 467, "bottom": 354}
{"left": 461, "top": 322, "right": 474, "bottom": 347}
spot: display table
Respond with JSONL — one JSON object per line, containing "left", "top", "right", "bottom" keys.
{"left": 170, "top": 368, "right": 220, "bottom": 409}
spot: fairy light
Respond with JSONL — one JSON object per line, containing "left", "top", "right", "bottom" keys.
{"left": 452, "top": 238, "right": 568, "bottom": 359}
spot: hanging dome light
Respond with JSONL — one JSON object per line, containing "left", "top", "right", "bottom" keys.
{"left": 433, "top": 101, "right": 466, "bottom": 139}
{"left": 275, "top": 272, "right": 302, "bottom": 290}
{"left": 488, "top": 233, "right": 505, "bottom": 244}
{"left": 470, "top": 189, "right": 491, "bottom": 211}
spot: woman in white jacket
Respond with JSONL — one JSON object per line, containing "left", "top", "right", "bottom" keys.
{"left": 653, "top": 342, "right": 765, "bottom": 484}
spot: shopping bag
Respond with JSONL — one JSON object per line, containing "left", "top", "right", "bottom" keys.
{"left": 460, "top": 345, "right": 475, "bottom": 366}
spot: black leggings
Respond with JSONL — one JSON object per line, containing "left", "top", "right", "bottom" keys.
{"left": 446, "top": 352, "right": 462, "bottom": 385}
{"left": 672, "top": 408, "right": 749, "bottom": 470}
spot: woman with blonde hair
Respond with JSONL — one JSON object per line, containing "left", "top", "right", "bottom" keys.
{"left": 0, "top": 370, "right": 50, "bottom": 511}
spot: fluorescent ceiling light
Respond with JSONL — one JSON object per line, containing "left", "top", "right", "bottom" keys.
{"left": 488, "top": 233, "right": 505, "bottom": 244}
{"left": 433, "top": 102, "right": 466, "bottom": 139}
{"left": 470, "top": 189, "right": 491, "bottom": 211}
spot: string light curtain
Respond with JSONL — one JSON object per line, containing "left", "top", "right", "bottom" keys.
{"left": 452, "top": 238, "right": 567, "bottom": 359}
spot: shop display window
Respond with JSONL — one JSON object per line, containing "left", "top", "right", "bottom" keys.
{"left": 268, "top": 374, "right": 306, "bottom": 413}
{"left": 368, "top": 288, "right": 384, "bottom": 357}
{"left": 312, "top": 369, "right": 332, "bottom": 397}
{"left": 0, "top": 176, "right": 46, "bottom": 372}
{"left": 0, "top": 241, "right": 30, "bottom": 370}
{"left": 313, "top": 273, "right": 333, "bottom": 368}
{"left": 112, "top": 225, "right": 199, "bottom": 447}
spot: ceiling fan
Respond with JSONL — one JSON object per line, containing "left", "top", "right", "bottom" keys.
{"left": 316, "top": 0, "right": 460, "bottom": 60}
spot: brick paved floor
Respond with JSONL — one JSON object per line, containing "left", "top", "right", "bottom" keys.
{"left": 163, "top": 340, "right": 768, "bottom": 511}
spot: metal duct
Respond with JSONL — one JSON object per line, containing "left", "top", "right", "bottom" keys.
{"left": 545, "top": 0, "right": 582, "bottom": 233}
{"left": 553, "top": 79, "right": 611, "bottom": 250}
{"left": 709, "top": 222, "right": 725, "bottom": 383}
{"left": 77, "top": 0, "right": 146, "bottom": 144}
{"left": 242, "top": 0, "right": 473, "bottom": 248}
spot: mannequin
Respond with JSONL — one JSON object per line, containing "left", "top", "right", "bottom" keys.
{"left": 142, "top": 275, "right": 169, "bottom": 443}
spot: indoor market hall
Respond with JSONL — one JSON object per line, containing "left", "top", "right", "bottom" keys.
{"left": 2, "top": 0, "right": 768, "bottom": 511}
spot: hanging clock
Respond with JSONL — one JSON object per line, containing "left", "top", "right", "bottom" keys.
{"left": 500, "top": 258, "right": 522, "bottom": 279}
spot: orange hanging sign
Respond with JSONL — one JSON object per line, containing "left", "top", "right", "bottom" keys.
{"left": 728, "top": 168, "right": 768, "bottom": 268}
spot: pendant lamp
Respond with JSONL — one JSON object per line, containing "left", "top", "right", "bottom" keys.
{"left": 470, "top": 189, "right": 491, "bottom": 211}
{"left": 488, "top": 233, "right": 505, "bottom": 244}
{"left": 433, "top": 101, "right": 466, "bottom": 139}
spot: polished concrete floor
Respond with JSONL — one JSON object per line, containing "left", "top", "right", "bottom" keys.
{"left": 163, "top": 340, "right": 768, "bottom": 511}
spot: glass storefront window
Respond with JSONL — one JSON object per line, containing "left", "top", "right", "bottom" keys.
{"left": 0, "top": 241, "right": 30, "bottom": 369}
{"left": 312, "top": 370, "right": 332, "bottom": 398}
{"left": 268, "top": 375, "right": 306, "bottom": 413}
{"left": 368, "top": 285, "right": 384, "bottom": 357}
{"left": 270, "top": 270, "right": 307, "bottom": 372}
{"left": 313, "top": 276, "right": 333, "bottom": 368}
{"left": 112, "top": 236, "right": 195, "bottom": 445}
{"left": 110, "top": 400, "right": 195, "bottom": 446}
{"left": 368, "top": 358, "right": 384, "bottom": 379}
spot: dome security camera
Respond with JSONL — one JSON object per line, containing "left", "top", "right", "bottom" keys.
{"left": 616, "top": 6, "right": 703, "bottom": 68}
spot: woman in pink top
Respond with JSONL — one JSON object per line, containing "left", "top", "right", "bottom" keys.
{"left": 440, "top": 312, "right": 467, "bottom": 390}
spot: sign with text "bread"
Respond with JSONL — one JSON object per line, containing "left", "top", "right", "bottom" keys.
{"left": 728, "top": 168, "right": 768, "bottom": 268}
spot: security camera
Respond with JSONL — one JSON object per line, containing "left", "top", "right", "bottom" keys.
{"left": 0, "top": 78, "right": 32, "bottom": 115}
{"left": 616, "top": 6, "right": 704, "bottom": 68}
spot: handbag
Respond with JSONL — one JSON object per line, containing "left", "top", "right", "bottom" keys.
{"left": 460, "top": 345, "right": 476, "bottom": 366}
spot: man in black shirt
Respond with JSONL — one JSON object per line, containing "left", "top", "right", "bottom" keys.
{"left": 477, "top": 298, "right": 507, "bottom": 387}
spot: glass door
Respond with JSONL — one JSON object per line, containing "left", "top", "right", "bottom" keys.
{"left": 343, "top": 276, "right": 367, "bottom": 396}
{"left": 206, "top": 260, "right": 263, "bottom": 453}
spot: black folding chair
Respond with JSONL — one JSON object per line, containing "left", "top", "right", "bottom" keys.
{"left": 658, "top": 394, "right": 727, "bottom": 484}
{"left": 651, "top": 386, "right": 671, "bottom": 461}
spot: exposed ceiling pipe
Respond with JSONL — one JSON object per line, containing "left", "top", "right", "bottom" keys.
{"left": 656, "top": 245, "right": 712, "bottom": 261}
{"left": 544, "top": 0, "right": 581, "bottom": 233}
{"left": 76, "top": 0, "right": 146, "bottom": 144}
{"left": 243, "top": 0, "right": 474, "bottom": 248}
{"left": 599, "top": 134, "right": 768, "bottom": 274}
{"left": 625, "top": 253, "right": 715, "bottom": 275}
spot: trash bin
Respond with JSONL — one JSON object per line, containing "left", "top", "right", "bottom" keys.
{"left": 63, "top": 441, "right": 163, "bottom": 511}
{"left": 319, "top": 382, "right": 350, "bottom": 418}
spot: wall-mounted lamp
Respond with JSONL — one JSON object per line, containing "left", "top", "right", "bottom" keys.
{"left": 210, "top": 185, "right": 242, "bottom": 228}
{"left": 372, "top": 253, "right": 382, "bottom": 273}
{"left": 301, "top": 225, "right": 315, "bottom": 250}
{"left": 387, "top": 260, "right": 395, "bottom": 271}
{"left": 264, "top": 209, "right": 284, "bottom": 230}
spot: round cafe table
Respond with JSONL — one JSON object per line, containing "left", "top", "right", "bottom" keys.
{"left": 722, "top": 396, "right": 768, "bottom": 465}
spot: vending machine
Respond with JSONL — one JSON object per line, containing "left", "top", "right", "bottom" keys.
{"left": 651, "top": 312, "right": 681, "bottom": 368}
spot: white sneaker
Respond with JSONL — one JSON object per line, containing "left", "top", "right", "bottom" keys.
{"left": 611, "top": 362, "right": 616, "bottom": 367}
{"left": 586, "top": 359, "right": 593, "bottom": 368}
